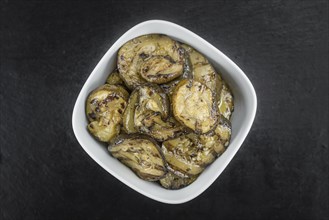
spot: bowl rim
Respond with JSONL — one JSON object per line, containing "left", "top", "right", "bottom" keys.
{"left": 72, "top": 19, "right": 257, "bottom": 204}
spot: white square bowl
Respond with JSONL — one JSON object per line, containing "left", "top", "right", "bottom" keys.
{"left": 72, "top": 20, "right": 257, "bottom": 204}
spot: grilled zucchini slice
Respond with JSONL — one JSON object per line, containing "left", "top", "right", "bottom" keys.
{"left": 182, "top": 45, "right": 233, "bottom": 119}
{"left": 198, "top": 116, "right": 232, "bottom": 156}
{"left": 160, "top": 79, "right": 181, "bottom": 100}
{"left": 193, "top": 64, "right": 222, "bottom": 98}
{"left": 161, "top": 117, "right": 232, "bottom": 177}
{"left": 135, "top": 84, "right": 169, "bottom": 120}
{"left": 218, "top": 83, "right": 234, "bottom": 120}
{"left": 134, "top": 85, "right": 184, "bottom": 141}
{"left": 162, "top": 133, "right": 216, "bottom": 176}
{"left": 159, "top": 171, "right": 197, "bottom": 189}
{"left": 137, "top": 114, "right": 184, "bottom": 142}
{"left": 86, "top": 84, "right": 129, "bottom": 142}
{"left": 106, "top": 69, "right": 125, "bottom": 86}
{"left": 181, "top": 44, "right": 208, "bottom": 66}
{"left": 172, "top": 79, "right": 218, "bottom": 134}
{"left": 214, "top": 116, "right": 232, "bottom": 149}
{"left": 117, "top": 34, "right": 185, "bottom": 88}
{"left": 122, "top": 90, "right": 139, "bottom": 134}
{"left": 160, "top": 49, "right": 193, "bottom": 100}
{"left": 109, "top": 135, "right": 167, "bottom": 181}
{"left": 182, "top": 44, "right": 222, "bottom": 96}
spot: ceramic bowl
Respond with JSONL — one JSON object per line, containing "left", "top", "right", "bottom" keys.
{"left": 72, "top": 20, "right": 257, "bottom": 204}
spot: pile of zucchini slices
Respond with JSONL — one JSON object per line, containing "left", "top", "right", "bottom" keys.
{"left": 86, "top": 34, "right": 234, "bottom": 189}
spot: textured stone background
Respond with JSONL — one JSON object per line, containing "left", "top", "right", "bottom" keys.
{"left": 0, "top": 0, "right": 328, "bottom": 219}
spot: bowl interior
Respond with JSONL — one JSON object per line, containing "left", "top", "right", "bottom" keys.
{"left": 72, "top": 20, "right": 257, "bottom": 204}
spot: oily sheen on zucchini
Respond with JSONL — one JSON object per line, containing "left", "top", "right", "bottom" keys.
{"left": 162, "top": 133, "right": 216, "bottom": 176}
{"left": 122, "top": 90, "right": 139, "bottom": 134}
{"left": 134, "top": 85, "right": 184, "bottom": 141}
{"left": 160, "top": 171, "right": 197, "bottom": 190}
{"left": 117, "top": 34, "right": 185, "bottom": 89}
{"left": 109, "top": 135, "right": 167, "bottom": 181}
{"left": 172, "top": 79, "right": 218, "bottom": 134}
{"left": 86, "top": 84, "right": 129, "bottom": 142}
{"left": 106, "top": 69, "right": 125, "bottom": 86}
{"left": 85, "top": 34, "right": 234, "bottom": 190}
{"left": 181, "top": 44, "right": 222, "bottom": 96}
{"left": 218, "top": 83, "right": 234, "bottom": 120}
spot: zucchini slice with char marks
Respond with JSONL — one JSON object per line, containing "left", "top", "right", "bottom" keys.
{"left": 181, "top": 44, "right": 208, "bottom": 66}
{"left": 138, "top": 115, "right": 184, "bottom": 142}
{"left": 133, "top": 85, "right": 184, "bottom": 141}
{"left": 193, "top": 64, "right": 222, "bottom": 100}
{"left": 117, "top": 34, "right": 185, "bottom": 89}
{"left": 122, "top": 90, "right": 139, "bottom": 134}
{"left": 181, "top": 45, "right": 234, "bottom": 119}
{"left": 160, "top": 47, "right": 193, "bottom": 100}
{"left": 182, "top": 44, "right": 234, "bottom": 119}
{"left": 162, "top": 133, "right": 216, "bottom": 176}
{"left": 218, "top": 83, "right": 234, "bottom": 120}
{"left": 160, "top": 79, "right": 181, "bottom": 100}
{"left": 106, "top": 69, "right": 125, "bottom": 86}
{"left": 86, "top": 84, "right": 129, "bottom": 142}
{"left": 108, "top": 135, "right": 167, "bottom": 181}
{"left": 199, "top": 116, "right": 232, "bottom": 156}
{"left": 181, "top": 44, "right": 222, "bottom": 96}
{"left": 214, "top": 116, "right": 232, "bottom": 149}
{"left": 198, "top": 133, "right": 224, "bottom": 158}
{"left": 159, "top": 171, "right": 197, "bottom": 189}
{"left": 172, "top": 79, "right": 218, "bottom": 134}
{"left": 161, "top": 117, "right": 232, "bottom": 177}
{"left": 135, "top": 84, "right": 169, "bottom": 121}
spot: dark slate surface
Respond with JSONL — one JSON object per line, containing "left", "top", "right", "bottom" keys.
{"left": 0, "top": 0, "right": 328, "bottom": 219}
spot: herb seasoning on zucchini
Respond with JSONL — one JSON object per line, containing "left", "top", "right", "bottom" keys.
{"left": 85, "top": 34, "right": 234, "bottom": 189}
